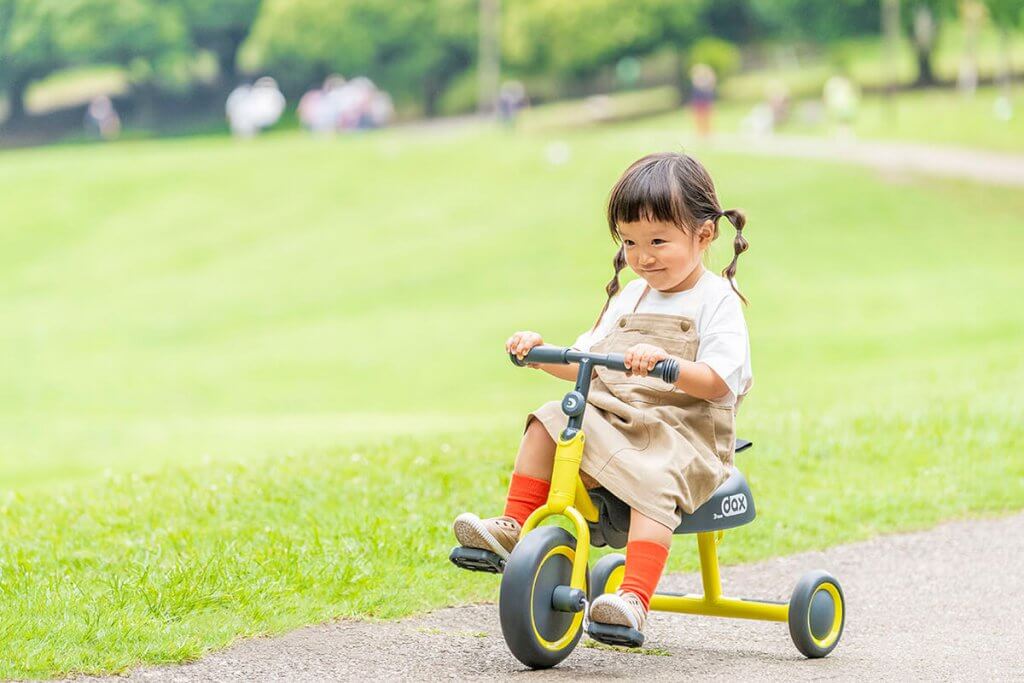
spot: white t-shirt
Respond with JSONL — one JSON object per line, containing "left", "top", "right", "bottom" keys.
{"left": 572, "top": 271, "right": 753, "bottom": 406}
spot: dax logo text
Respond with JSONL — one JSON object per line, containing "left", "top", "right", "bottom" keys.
{"left": 712, "top": 493, "right": 748, "bottom": 520}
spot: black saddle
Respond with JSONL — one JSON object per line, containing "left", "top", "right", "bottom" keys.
{"left": 587, "top": 439, "right": 755, "bottom": 549}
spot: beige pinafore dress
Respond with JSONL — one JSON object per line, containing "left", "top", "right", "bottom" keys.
{"left": 527, "top": 288, "right": 737, "bottom": 530}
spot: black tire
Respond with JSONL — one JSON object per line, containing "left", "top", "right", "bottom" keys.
{"left": 788, "top": 570, "right": 845, "bottom": 658}
{"left": 499, "top": 526, "right": 587, "bottom": 669}
{"left": 589, "top": 553, "right": 626, "bottom": 601}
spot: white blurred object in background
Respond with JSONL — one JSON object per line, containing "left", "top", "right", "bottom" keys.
{"left": 226, "top": 77, "right": 286, "bottom": 138}
{"left": 544, "top": 141, "right": 571, "bottom": 166}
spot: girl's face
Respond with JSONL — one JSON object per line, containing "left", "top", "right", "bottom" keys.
{"left": 617, "top": 218, "right": 713, "bottom": 293}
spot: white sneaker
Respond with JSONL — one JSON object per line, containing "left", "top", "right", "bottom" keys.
{"left": 589, "top": 590, "right": 648, "bottom": 633}
{"left": 452, "top": 513, "right": 521, "bottom": 560}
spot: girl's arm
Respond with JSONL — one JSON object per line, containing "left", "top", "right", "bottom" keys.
{"left": 533, "top": 363, "right": 579, "bottom": 382}
{"left": 624, "top": 343, "right": 730, "bottom": 402}
{"left": 669, "top": 359, "right": 730, "bottom": 402}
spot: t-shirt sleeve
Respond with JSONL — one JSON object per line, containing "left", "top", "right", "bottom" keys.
{"left": 696, "top": 293, "right": 751, "bottom": 401}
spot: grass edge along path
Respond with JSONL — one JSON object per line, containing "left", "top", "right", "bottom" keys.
{"left": 1, "top": 397, "right": 1022, "bottom": 679}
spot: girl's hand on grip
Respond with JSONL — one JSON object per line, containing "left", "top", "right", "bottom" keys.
{"left": 624, "top": 343, "right": 668, "bottom": 377}
{"left": 506, "top": 331, "right": 544, "bottom": 368}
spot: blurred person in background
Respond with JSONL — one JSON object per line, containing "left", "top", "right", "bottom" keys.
{"left": 226, "top": 78, "right": 286, "bottom": 139}
{"left": 368, "top": 88, "right": 395, "bottom": 128}
{"left": 348, "top": 76, "right": 378, "bottom": 130}
{"left": 497, "top": 80, "right": 528, "bottom": 127}
{"left": 83, "top": 95, "right": 121, "bottom": 141}
{"left": 823, "top": 74, "right": 860, "bottom": 141}
{"left": 689, "top": 64, "right": 717, "bottom": 138}
{"left": 299, "top": 75, "right": 344, "bottom": 135}
{"left": 225, "top": 83, "right": 256, "bottom": 138}
{"left": 297, "top": 75, "right": 392, "bottom": 136}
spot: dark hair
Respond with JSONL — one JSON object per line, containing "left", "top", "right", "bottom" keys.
{"left": 592, "top": 151, "right": 748, "bottom": 329}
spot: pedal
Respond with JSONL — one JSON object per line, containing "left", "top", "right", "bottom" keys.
{"left": 587, "top": 621, "right": 645, "bottom": 648}
{"left": 449, "top": 546, "right": 505, "bottom": 574}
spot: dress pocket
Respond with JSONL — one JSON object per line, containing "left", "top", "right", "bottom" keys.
{"left": 709, "top": 404, "right": 736, "bottom": 466}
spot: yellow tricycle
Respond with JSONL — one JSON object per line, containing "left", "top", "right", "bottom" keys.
{"left": 450, "top": 345, "right": 845, "bottom": 669}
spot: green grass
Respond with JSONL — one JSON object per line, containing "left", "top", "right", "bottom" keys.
{"left": 0, "top": 120, "right": 1022, "bottom": 677}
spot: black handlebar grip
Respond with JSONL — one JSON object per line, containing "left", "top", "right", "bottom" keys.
{"left": 509, "top": 344, "right": 568, "bottom": 367}
{"left": 611, "top": 353, "right": 678, "bottom": 383}
{"left": 654, "top": 357, "right": 679, "bottom": 384}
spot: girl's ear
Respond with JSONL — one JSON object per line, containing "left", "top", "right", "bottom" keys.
{"left": 697, "top": 219, "right": 715, "bottom": 247}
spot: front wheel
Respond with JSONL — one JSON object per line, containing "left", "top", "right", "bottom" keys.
{"left": 499, "top": 526, "right": 587, "bottom": 669}
{"left": 788, "top": 570, "right": 845, "bottom": 658}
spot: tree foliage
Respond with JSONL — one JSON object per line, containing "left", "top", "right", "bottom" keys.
{"left": 1, "top": 0, "right": 185, "bottom": 120}
{"left": 244, "top": 0, "right": 475, "bottom": 114}
{"left": 750, "top": 0, "right": 881, "bottom": 41}
{"left": 502, "top": 0, "right": 702, "bottom": 79}
{"left": 986, "top": 0, "right": 1024, "bottom": 29}
{"left": 178, "top": 0, "right": 262, "bottom": 83}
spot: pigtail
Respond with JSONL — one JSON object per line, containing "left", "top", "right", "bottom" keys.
{"left": 591, "top": 246, "right": 627, "bottom": 331}
{"left": 720, "top": 208, "right": 749, "bottom": 305}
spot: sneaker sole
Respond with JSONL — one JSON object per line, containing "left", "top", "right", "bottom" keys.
{"left": 452, "top": 513, "right": 511, "bottom": 560}
{"left": 587, "top": 621, "right": 645, "bottom": 648}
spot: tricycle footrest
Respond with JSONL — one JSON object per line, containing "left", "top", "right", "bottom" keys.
{"left": 587, "top": 621, "right": 645, "bottom": 648}
{"left": 449, "top": 546, "right": 505, "bottom": 574}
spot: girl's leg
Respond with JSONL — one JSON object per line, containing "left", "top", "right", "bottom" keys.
{"left": 620, "top": 509, "right": 672, "bottom": 611}
{"left": 503, "top": 417, "right": 556, "bottom": 525}
{"left": 512, "top": 417, "right": 556, "bottom": 478}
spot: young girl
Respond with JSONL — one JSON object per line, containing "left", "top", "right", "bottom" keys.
{"left": 454, "top": 151, "right": 752, "bottom": 641}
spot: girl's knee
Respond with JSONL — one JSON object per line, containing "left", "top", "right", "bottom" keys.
{"left": 525, "top": 416, "right": 554, "bottom": 444}
{"left": 628, "top": 508, "right": 674, "bottom": 548}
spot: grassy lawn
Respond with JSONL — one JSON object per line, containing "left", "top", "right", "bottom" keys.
{"left": 1, "top": 122, "right": 1022, "bottom": 677}
{"left": 633, "top": 85, "right": 1024, "bottom": 153}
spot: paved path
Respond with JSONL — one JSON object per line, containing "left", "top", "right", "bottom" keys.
{"left": 93, "top": 511, "right": 1024, "bottom": 682}
{"left": 703, "top": 133, "right": 1024, "bottom": 188}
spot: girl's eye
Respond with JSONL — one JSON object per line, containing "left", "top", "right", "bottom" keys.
{"left": 623, "top": 240, "right": 635, "bottom": 247}
{"left": 652, "top": 239, "right": 666, "bottom": 245}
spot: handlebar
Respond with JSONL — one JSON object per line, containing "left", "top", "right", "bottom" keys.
{"left": 509, "top": 344, "right": 680, "bottom": 384}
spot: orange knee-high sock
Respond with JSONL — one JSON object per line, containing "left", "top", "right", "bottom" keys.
{"left": 503, "top": 473, "right": 550, "bottom": 526}
{"left": 619, "top": 540, "right": 670, "bottom": 612}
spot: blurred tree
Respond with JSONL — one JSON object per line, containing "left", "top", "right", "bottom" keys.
{"left": 0, "top": 0, "right": 186, "bottom": 123}
{"left": 986, "top": 0, "right": 1024, "bottom": 28}
{"left": 503, "top": 0, "right": 702, "bottom": 96}
{"left": 179, "top": 0, "right": 262, "bottom": 88}
{"left": 750, "top": 0, "right": 880, "bottom": 41}
{"left": 904, "top": 0, "right": 956, "bottom": 85}
{"left": 689, "top": 37, "right": 742, "bottom": 80}
{"left": 986, "top": 0, "right": 1023, "bottom": 107}
{"left": 698, "top": 0, "right": 766, "bottom": 45}
{"left": 245, "top": 0, "right": 475, "bottom": 116}
{"left": 1, "top": 0, "right": 62, "bottom": 122}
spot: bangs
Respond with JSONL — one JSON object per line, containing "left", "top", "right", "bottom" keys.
{"left": 607, "top": 156, "right": 691, "bottom": 235}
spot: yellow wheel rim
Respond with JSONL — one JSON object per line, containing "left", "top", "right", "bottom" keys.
{"left": 530, "top": 545, "right": 584, "bottom": 652}
{"left": 605, "top": 564, "right": 625, "bottom": 594}
{"left": 808, "top": 582, "right": 844, "bottom": 648}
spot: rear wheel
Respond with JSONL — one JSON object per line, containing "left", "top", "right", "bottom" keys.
{"left": 589, "top": 553, "right": 625, "bottom": 601}
{"left": 499, "top": 526, "right": 587, "bottom": 669}
{"left": 788, "top": 570, "right": 845, "bottom": 658}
